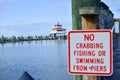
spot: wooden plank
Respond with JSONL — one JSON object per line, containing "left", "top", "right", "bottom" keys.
{"left": 82, "top": 15, "right": 99, "bottom": 30}
{"left": 82, "top": 14, "right": 100, "bottom": 80}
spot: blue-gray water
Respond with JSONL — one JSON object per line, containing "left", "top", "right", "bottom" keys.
{"left": 0, "top": 40, "right": 73, "bottom": 80}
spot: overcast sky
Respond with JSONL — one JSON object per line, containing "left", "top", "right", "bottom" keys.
{"left": 0, "top": 0, "right": 119, "bottom": 36}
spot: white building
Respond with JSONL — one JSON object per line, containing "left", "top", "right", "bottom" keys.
{"left": 50, "top": 23, "right": 66, "bottom": 38}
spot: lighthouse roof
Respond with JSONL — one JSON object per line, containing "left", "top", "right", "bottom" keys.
{"left": 51, "top": 23, "right": 66, "bottom": 31}
{"left": 52, "top": 27, "right": 66, "bottom": 31}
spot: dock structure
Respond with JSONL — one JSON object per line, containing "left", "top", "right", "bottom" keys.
{"left": 72, "top": 0, "right": 114, "bottom": 30}
{"left": 114, "top": 18, "right": 120, "bottom": 33}
{"left": 71, "top": 0, "right": 115, "bottom": 80}
{"left": 106, "top": 19, "right": 120, "bottom": 80}
{"left": 115, "top": 18, "right": 120, "bottom": 22}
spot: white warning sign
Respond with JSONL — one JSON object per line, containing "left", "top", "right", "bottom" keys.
{"left": 68, "top": 30, "right": 113, "bottom": 76}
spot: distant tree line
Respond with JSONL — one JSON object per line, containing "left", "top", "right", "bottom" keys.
{"left": 0, "top": 35, "right": 67, "bottom": 44}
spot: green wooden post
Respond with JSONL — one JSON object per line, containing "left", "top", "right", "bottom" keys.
{"left": 72, "top": 0, "right": 82, "bottom": 80}
{"left": 72, "top": 0, "right": 82, "bottom": 30}
{"left": 74, "top": 75, "right": 82, "bottom": 80}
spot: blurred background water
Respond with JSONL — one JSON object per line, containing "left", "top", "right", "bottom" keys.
{"left": 0, "top": 40, "right": 73, "bottom": 80}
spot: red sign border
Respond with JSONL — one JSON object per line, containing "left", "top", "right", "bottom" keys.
{"left": 68, "top": 30, "right": 113, "bottom": 76}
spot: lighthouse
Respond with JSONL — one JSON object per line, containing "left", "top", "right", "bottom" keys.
{"left": 50, "top": 23, "right": 66, "bottom": 39}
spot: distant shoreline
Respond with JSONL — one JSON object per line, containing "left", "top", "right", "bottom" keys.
{"left": 0, "top": 35, "right": 67, "bottom": 45}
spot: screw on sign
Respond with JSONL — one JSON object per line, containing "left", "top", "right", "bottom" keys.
{"left": 68, "top": 30, "right": 113, "bottom": 76}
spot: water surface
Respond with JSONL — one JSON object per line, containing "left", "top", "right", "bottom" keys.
{"left": 0, "top": 40, "right": 73, "bottom": 80}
